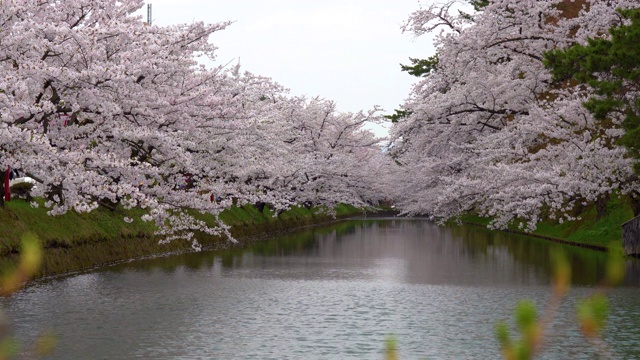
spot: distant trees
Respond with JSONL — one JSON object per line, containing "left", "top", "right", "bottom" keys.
{"left": 0, "top": 0, "right": 387, "bottom": 246}
{"left": 389, "top": 0, "right": 639, "bottom": 229}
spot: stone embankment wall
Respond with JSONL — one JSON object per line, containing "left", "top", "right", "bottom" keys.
{"left": 623, "top": 216, "right": 640, "bottom": 256}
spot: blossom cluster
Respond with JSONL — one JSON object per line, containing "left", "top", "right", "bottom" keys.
{"left": 0, "top": 0, "right": 393, "bottom": 246}
{"left": 390, "top": 0, "right": 639, "bottom": 230}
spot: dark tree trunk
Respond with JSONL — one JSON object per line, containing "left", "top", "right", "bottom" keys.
{"left": 596, "top": 193, "right": 610, "bottom": 220}
{"left": 0, "top": 170, "right": 5, "bottom": 208}
{"left": 45, "top": 183, "right": 65, "bottom": 206}
{"left": 254, "top": 202, "right": 266, "bottom": 213}
{"left": 571, "top": 197, "right": 586, "bottom": 217}
{"left": 630, "top": 191, "right": 640, "bottom": 217}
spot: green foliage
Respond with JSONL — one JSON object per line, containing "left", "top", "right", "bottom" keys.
{"left": 514, "top": 301, "right": 538, "bottom": 336}
{"left": 544, "top": 9, "right": 640, "bottom": 170}
{"left": 1, "top": 233, "right": 42, "bottom": 295}
{"left": 392, "top": 53, "right": 439, "bottom": 124}
{"left": 384, "top": 336, "right": 398, "bottom": 360}
{"left": 496, "top": 250, "right": 621, "bottom": 359}
{"left": 0, "top": 338, "right": 19, "bottom": 359}
{"left": 400, "top": 55, "right": 439, "bottom": 78}
{"left": 0, "top": 234, "right": 58, "bottom": 358}
{"left": 384, "top": 109, "right": 412, "bottom": 123}
{"left": 551, "top": 249, "right": 571, "bottom": 296}
{"left": 459, "top": 0, "right": 490, "bottom": 21}
{"left": 496, "top": 322, "right": 511, "bottom": 349}
{"left": 496, "top": 301, "right": 540, "bottom": 360}
{"left": 577, "top": 294, "right": 610, "bottom": 338}
{"left": 9, "top": 181, "right": 34, "bottom": 200}
{"left": 469, "top": 0, "right": 490, "bottom": 12}
{"left": 605, "top": 243, "right": 625, "bottom": 286}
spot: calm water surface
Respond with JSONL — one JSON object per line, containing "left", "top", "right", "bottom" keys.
{"left": 4, "top": 219, "right": 640, "bottom": 359}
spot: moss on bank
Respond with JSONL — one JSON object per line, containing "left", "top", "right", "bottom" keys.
{"left": 0, "top": 200, "right": 366, "bottom": 278}
{"left": 460, "top": 195, "right": 635, "bottom": 251}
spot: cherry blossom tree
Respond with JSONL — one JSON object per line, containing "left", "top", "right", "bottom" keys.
{"left": 194, "top": 87, "right": 392, "bottom": 213}
{"left": 544, "top": 8, "right": 640, "bottom": 214}
{"left": 0, "top": 0, "right": 388, "bottom": 247}
{"left": 0, "top": 0, "right": 249, "bottom": 246}
{"left": 390, "top": 0, "right": 639, "bottom": 229}
{"left": 268, "top": 97, "right": 391, "bottom": 210}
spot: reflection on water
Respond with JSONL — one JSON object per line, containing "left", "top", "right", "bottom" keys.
{"left": 115, "top": 218, "right": 638, "bottom": 287}
{"left": 3, "top": 219, "right": 640, "bottom": 359}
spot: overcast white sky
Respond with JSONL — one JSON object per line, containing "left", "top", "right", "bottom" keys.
{"left": 136, "top": 1, "right": 437, "bottom": 134}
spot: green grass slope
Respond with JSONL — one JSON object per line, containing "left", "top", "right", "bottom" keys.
{"left": 461, "top": 195, "right": 635, "bottom": 251}
{"left": 0, "top": 200, "right": 366, "bottom": 277}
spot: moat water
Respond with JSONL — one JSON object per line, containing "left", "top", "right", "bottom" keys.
{"left": 3, "top": 218, "right": 640, "bottom": 359}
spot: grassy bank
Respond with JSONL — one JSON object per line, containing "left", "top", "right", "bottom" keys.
{"left": 460, "top": 195, "right": 635, "bottom": 251}
{"left": 0, "top": 200, "right": 367, "bottom": 278}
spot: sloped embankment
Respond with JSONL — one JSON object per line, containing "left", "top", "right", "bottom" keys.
{"left": 0, "top": 201, "right": 367, "bottom": 278}
{"left": 460, "top": 195, "right": 634, "bottom": 252}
